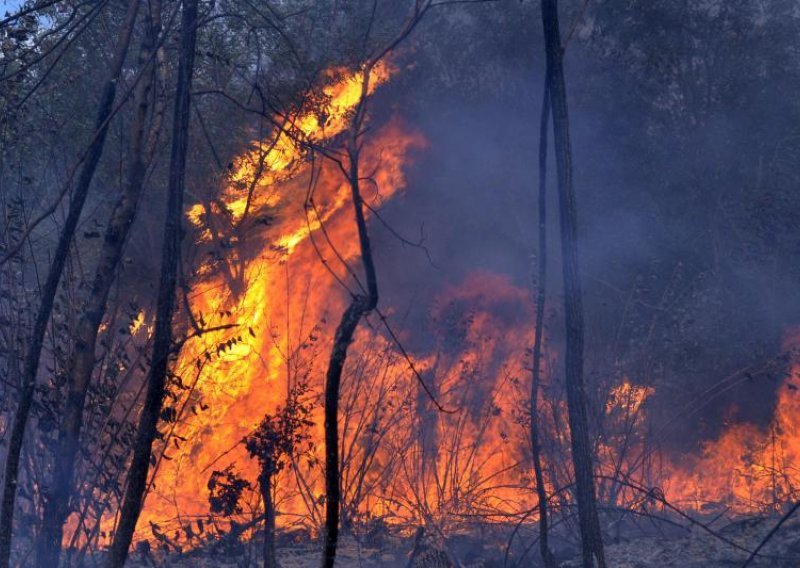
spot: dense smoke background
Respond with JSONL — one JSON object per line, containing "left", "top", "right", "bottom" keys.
{"left": 355, "top": 0, "right": 800, "bottom": 454}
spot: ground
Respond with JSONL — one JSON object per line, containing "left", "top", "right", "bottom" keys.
{"left": 121, "top": 514, "right": 800, "bottom": 567}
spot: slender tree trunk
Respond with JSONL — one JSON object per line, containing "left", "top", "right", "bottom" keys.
{"left": 36, "top": 3, "right": 162, "bottom": 565}
{"left": 260, "top": 474, "right": 277, "bottom": 568}
{"left": 0, "top": 3, "right": 140, "bottom": 566}
{"left": 321, "top": 142, "right": 378, "bottom": 568}
{"left": 531, "top": 80, "right": 557, "bottom": 568}
{"left": 106, "top": 0, "right": 199, "bottom": 565}
{"left": 540, "top": 1, "right": 606, "bottom": 567}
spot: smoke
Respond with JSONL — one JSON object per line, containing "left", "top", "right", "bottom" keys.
{"left": 361, "top": 0, "right": 800, "bottom": 453}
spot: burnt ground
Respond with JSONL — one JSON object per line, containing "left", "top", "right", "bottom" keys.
{"left": 114, "top": 512, "right": 800, "bottom": 567}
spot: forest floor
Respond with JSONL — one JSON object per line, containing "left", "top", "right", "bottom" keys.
{"left": 589, "top": 514, "right": 800, "bottom": 568}
{"left": 121, "top": 513, "right": 800, "bottom": 567}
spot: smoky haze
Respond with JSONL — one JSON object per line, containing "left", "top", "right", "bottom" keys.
{"left": 363, "top": 0, "right": 800, "bottom": 454}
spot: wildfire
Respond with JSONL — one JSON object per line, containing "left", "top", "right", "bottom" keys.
{"left": 82, "top": 62, "right": 800, "bottom": 551}
{"left": 663, "top": 334, "right": 800, "bottom": 512}
{"left": 128, "top": 63, "right": 426, "bottom": 542}
{"left": 129, "top": 310, "right": 147, "bottom": 336}
{"left": 605, "top": 381, "right": 654, "bottom": 417}
{"left": 185, "top": 61, "right": 393, "bottom": 237}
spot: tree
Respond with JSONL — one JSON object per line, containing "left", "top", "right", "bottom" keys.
{"left": 35, "top": 2, "right": 165, "bottom": 564}
{"left": 0, "top": 2, "right": 141, "bottom": 565}
{"left": 107, "top": 0, "right": 200, "bottom": 564}
{"left": 319, "top": 66, "right": 380, "bottom": 566}
{"left": 245, "top": 385, "right": 314, "bottom": 568}
{"left": 540, "top": 1, "right": 606, "bottom": 566}
{"left": 318, "top": 4, "right": 437, "bottom": 565}
{"left": 531, "top": 79, "right": 557, "bottom": 568}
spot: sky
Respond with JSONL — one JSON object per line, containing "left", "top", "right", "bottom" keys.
{"left": 2, "top": 0, "right": 24, "bottom": 14}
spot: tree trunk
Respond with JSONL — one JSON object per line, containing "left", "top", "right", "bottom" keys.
{"left": 0, "top": 3, "right": 140, "bottom": 566}
{"left": 106, "top": 0, "right": 199, "bottom": 565}
{"left": 321, "top": 141, "right": 379, "bottom": 568}
{"left": 540, "top": 1, "right": 606, "bottom": 567}
{"left": 531, "top": 80, "right": 557, "bottom": 568}
{"left": 35, "top": 3, "right": 162, "bottom": 565}
{"left": 260, "top": 474, "right": 277, "bottom": 568}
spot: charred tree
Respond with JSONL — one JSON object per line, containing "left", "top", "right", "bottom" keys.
{"left": 106, "top": 0, "right": 199, "bottom": 565}
{"left": 321, "top": 104, "right": 379, "bottom": 568}
{"left": 531, "top": 80, "right": 557, "bottom": 568}
{"left": 319, "top": 7, "right": 434, "bottom": 565}
{"left": 540, "top": 1, "right": 607, "bottom": 566}
{"left": 0, "top": 2, "right": 140, "bottom": 566}
{"left": 35, "top": 3, "right": 164, "bottom": 565}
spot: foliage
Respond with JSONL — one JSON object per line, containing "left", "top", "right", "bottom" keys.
{"left": 244, "top": 382, "right": 316, "bottom": 483}
{"left": 207, "top": 465, "right": 251, "bottom": 517}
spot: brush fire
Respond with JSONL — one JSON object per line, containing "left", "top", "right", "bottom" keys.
{"left": 2, "top": 1, "right": 800, "bottom": 567}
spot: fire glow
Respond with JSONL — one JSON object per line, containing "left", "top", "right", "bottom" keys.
{"left": 95, "top": 65, "right": 800, "bottom": 548}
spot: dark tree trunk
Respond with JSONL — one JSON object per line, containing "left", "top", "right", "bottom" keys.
{"left": 531, "top": 80, "right": 557, "bottom": 568}
{"left": 0, "top": 3, "right": 140, "bottom": 566}
{"left": 106, "top": 0, "right": 199, "bottom": 565}
{"left": 35, "top": 3, "right": 162, "bottom": 565}
{"left": 260, "top": 474, "right": 277, "bottom": 568}
{"left": 321, "top": 141, "right": 378, "bottom": 568}
{"left": 540, "top": 1, "right": 607, "bottom": 566}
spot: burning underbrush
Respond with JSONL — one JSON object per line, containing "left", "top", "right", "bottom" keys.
{"left": 64, "top": 64, "right": 800, "bottom": 566}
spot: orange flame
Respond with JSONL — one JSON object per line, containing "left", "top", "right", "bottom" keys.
{"left": 663, "top": 333, "right": 800, "bottom": 512}
{"left": 80, "top": 62, "right": 800, "bottom": 550}
{"left": 131, "top": 64, "right": 428, "bottom": 541}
